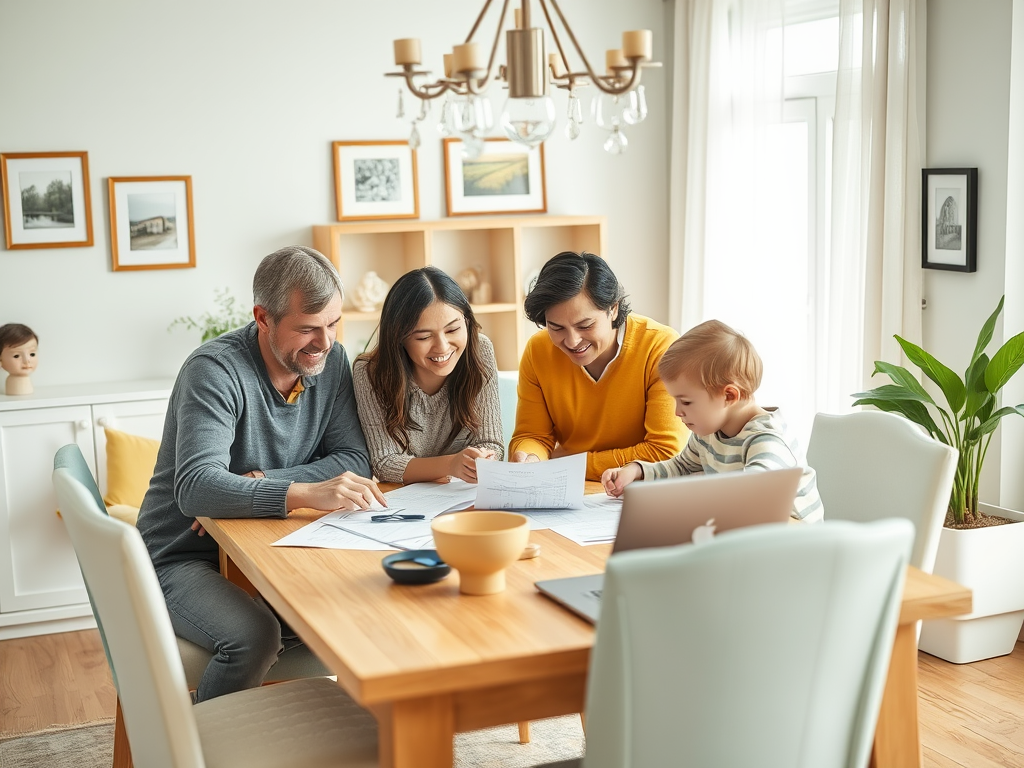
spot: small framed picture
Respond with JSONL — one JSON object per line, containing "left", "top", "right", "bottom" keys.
{"left": 1, "top": 151, "right": 94, "bottom": 249}
{"left": 922, "top": 168, "right": 978, "bottom": 272}
{"left": 108, "top": 176, "right": 196, "bottom": 271}
{"left": 333, "top": 140, "right": 419, "bottom": 221}
{"left": 443, "top": 138, "right": 547, "bottom": 216}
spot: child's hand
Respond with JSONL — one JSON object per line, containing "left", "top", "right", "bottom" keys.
{"left": 602, "top": 463, "right": 642, "bottom": 497}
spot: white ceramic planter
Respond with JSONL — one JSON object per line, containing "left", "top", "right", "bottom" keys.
{"left": 919, "top": 503, "right": 1024, "bottom": 664}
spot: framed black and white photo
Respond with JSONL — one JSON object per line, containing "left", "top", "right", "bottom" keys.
{"left": 1, "top": 151, "right": 93, "bottom": 249}
{"left": 108, "top": 176, "right": 195, "bottom": 271}
{"left": 443, "top": 138, "right": 546, "bottom": 216}
{"left": 922, "top": 168, "right": 978, "bottom": 272}
{"left": 333, "top": 140, "right": 419, "bottom": 221}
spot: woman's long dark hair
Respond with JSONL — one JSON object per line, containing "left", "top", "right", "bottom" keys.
{"left": 358, "top": 267, "right": 484, "bottom": 451}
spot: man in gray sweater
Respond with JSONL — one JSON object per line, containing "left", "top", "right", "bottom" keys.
{"left": 137, "top": 246, "right": 383, "bottom": 702}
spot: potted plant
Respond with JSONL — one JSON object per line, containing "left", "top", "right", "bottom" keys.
{"left": 853, "top": 295, "right": 1024, "bottom": 663}
{"left": 169, "top": 288, "right": 251, "bottom": 344}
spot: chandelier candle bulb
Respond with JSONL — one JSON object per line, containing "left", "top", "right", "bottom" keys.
{"left": 453, "top": 42, "right": 485, "bottom": 73}
{"left": 549, "top": 52, "right": 567, "bottom": 78}
{"left": 443, "top": 53, "right": 454, "bottom": 78}
{"left": 394, "top": 38, "right": 422, "bottom": 66}
{"left": 606, "top": 48, "right": 628, "bottom": 73}
{"left": 622, "top": 30, "right": 652, "bottom": 61}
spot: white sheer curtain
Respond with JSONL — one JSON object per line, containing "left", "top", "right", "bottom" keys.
{"left": 669, "top": 0, "right": 925, "bottom": 437}
{"left": 823, "top": 0, "right": 925, "bottom": 411}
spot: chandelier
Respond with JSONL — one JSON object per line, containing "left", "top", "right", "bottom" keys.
{"left": 387, "top": 0, "right": 659, "bottom": 155}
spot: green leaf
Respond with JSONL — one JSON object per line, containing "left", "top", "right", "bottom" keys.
{"left": 851, "top": 398, "right": 947, "bottom": 443}
{"left": 974, "top": 404, "right": 1024, "bottom": 438}
{"left": 871, "top": 361, "right": 935, "bottom": 405}
{"left": 985, "top": 330, "right": 1024, "bottom": 394}
{"left": 851, "top": 384, "right": 932, "bottom": 403}
{"left": 971, "top": 295, "right": 1004, "bottom": 364}
{"left": 964, "top": 354, "right": 991, "bottom": 421}
{"left": 896, "top": 335, "right": 966, "bottom": 414}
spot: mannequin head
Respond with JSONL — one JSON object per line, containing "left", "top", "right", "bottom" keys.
{"left": 0, "top": 324, "right": 39, "bottom": 395}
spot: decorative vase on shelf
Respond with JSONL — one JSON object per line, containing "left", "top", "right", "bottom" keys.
{"left": 352, "top": 271, "right": 390, "bottom": 313}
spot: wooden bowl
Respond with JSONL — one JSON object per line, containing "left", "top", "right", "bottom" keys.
{"left": 430, "top": 511, "right": 530, "bottom": 595}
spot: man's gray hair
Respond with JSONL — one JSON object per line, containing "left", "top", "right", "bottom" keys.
{"left": 253, "top": 246, "right": 344, "bottom": 321}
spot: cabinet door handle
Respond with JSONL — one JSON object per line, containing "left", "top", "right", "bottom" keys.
{"left": 97, "top": 417, "right": 113, "bottom": 428}
{"left": 76, "top": 420, "right": 90, "bottom": 430}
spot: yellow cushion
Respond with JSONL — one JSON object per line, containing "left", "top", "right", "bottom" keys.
{"left": 103, "top": 427, "right": 160, "bottom": 508}
{"left": 107, "top": 504, "right": 141, "bottom": 527}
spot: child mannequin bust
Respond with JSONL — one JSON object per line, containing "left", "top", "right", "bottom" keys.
{"left": 0, "top": 324, "right": 39, "bottom": 396}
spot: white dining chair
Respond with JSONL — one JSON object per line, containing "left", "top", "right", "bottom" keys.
{"left": 807, "top": 410, "right": 958, "bottom": 572}
{"left": 538, "top": 518, "right": 913, "bottom": 768}
{"left": 53, "top": 444, "right": 378, "bottom": 768}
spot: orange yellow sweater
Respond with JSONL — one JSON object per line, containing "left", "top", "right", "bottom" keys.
{"left": 510, "top": 314, "right": 686, "bottom": 480}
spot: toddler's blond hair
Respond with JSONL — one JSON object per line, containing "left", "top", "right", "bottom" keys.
{"left": 659, "top": 320, "right": 762, "bottom": 399}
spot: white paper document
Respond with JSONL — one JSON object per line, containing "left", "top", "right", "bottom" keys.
{"left": 382, "top": 479, "right": 477, "bottom": 518}
{"left": 475, "top": 453, "right": 587, "bottom": 510}
{"left": 271, "top": 480, "right": 475, "bottom": 551}
{"left": 531, "top": 494, "right": 622, "bottom": 545}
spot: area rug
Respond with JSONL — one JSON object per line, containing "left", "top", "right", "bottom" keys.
{"left": 0, "top": 715, "right": 584, "bottom": 768}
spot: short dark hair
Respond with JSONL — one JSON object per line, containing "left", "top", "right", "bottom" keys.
{"left": 358, "top": 267, "right": 485, "bottom": 450}
{"left": 524, "top": 251, "right": 631, "bottom": 329}
{"left": 0, "top": 324, "right": 37, "bottom": 352}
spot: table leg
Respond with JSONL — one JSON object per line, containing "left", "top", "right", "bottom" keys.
{"left": 870, "top": 622, "right": 922, "bottom": 768}
{"left": 371, "top": 695, "right": 455, "bottom": 768}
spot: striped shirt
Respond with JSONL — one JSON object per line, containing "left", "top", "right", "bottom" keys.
{"left": 635, "top": 409, "right": 823, "bottom": 521}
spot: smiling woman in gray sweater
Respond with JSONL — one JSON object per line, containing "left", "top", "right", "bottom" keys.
{"left": 353, "top": 267, "right": 503, "bottom": 484}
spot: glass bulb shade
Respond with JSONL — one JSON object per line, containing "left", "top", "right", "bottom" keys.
{"left": 454, "top": 95, "right": 493, "bottom": 140}
{"left": 623, "top": 85, "right": 648, "bottom": 125}
{"left": 501, "top": 95, "right": 556, "bottom": 147}
{"left": 591, "top": 92, "right": 630, "bottom": 130}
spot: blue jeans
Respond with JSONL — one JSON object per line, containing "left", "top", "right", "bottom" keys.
{"left": 156, "top": 558, "right": 286, "bottom": 702}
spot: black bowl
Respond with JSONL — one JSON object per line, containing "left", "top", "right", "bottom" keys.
{"left": 382, "top": 549, "right": 451, "bottom": 585}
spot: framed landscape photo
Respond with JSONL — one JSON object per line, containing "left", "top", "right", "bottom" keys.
{"left": 1, "top": 151, "right": 93, "bottom": 249}
{"left": 333, "top": 140, "right": 419, "bottom": 221}
{"left": 443, "top": 138, "right": 546, "bottom": 216}
{"left": 922, "top": 167, "right": 978, "bottom": 272}
{"left": 108, "top": 176, "right": 195, "bottom": 271}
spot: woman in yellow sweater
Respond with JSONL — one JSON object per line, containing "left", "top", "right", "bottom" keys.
{"left": 509, "top": 251, "right": 686, "bottom": 480}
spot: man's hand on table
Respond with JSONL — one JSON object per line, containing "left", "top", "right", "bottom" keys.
{"left": 287, "top": 471, "right": 387, "bottom": 512}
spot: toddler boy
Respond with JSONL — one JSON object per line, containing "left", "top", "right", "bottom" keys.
{"left": 601, "top": 319, "right": 822, "bottom": 522}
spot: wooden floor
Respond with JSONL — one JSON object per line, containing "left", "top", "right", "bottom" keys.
{"left": 1, "top": 630, "right": 1022, "bottom": 766}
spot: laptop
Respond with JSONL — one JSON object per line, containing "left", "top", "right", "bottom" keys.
{"left": 535, "top": 468, "right": 803, "bottom": 623}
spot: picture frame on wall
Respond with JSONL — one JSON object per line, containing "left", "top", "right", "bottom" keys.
{"left": 922, "top": 167, "right": 978, "bottom": 272}
{"left": 108, "top": 176, "right": 195, "bottom": 271}
{"left": 333, "top": 140, "right": 419, "bottom": 221}
{"left": 443, "top": 138, "right": 547, "bottom": 216}
{"left": 0, "top": 151, "right": 94, "bottom": 249}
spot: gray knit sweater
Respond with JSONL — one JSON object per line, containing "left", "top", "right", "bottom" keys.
{"left": 352, "top": 334, "right": 504, "bottom": 483}
{"left": 137, "top": 322, "right": 371, "bottom": 568}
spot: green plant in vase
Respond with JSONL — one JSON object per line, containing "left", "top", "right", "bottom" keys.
{"left": 853, "top": 296, "right": 1024, "bottom": 526}
{"left": 169, "top": 288, "right": 252, "bottom": 344}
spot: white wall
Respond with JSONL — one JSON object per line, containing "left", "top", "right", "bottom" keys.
{"left": 1001, "top": 0, "right": 1024, "bottom": 510}
{"left": 0, "top": 0, "right": 670, "bottom": 386}
{"left": 924, "top": 0, "right": 1013, "bottom": 504}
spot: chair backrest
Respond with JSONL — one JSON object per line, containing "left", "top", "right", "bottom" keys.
{"left": 582, "top": 518, "right": 913, "bottom": 768}
{"left": 53, "top": 445, "right": 205, "bottom": 768}
{"left": 497, "top": 370, "right": 518, "bottom": 453}
{"left": 807, "top": 410, "right": 958, "bottom": 571}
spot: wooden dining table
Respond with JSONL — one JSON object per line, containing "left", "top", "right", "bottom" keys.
{"left": 197, "top": 485, "right": 971, "bottom": 768}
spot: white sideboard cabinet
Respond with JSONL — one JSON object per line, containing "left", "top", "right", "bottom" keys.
{"left": 0, "top": 380, "right": 172, "bottom": 639}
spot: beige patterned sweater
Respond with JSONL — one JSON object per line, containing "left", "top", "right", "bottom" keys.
{"left": 352, "top": 334, "right": 504, "bottom": 483}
